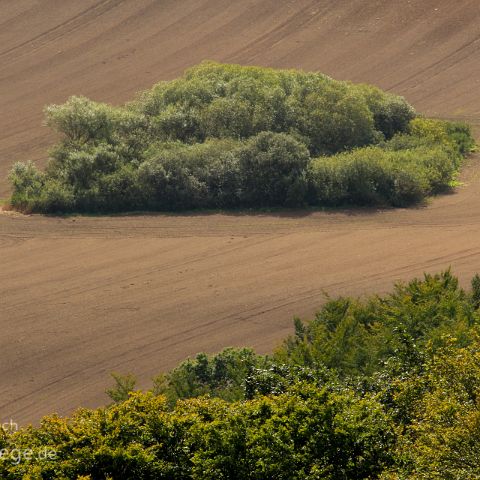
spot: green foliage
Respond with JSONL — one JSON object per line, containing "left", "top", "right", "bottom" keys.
{"left": 472, "top": 274, "right": 480, "bottom": 309}
{"left": 355, "top": 84, "right": 417, "bottom": 140}
{"left": 201, "top": 97, "right": 252, "bottom": 139}
{"left": 244, "top": 363, "right": 336, "bottom": 399}
{"left": 445, "top": 121, "right": 476, "bottom": 155}
{"left": 275, "top": 271, "right": 476, "bottom": 378}
{"left": 137, "top": 61, "right": 400, "bottom": 154}
{"left": 44, "top": 96, "right": 120, "bottom": 144}
{"left": 8, "top": 63, "right": 475, "bottom": 213}
{"left": 383, "top": 340, "right": 480, "bottom": 478}
{"left": 308, "top": 140, "right": 461, "bottom": 207}
{"left": 138, "top": 139, "right": 241, "bottom": 210}
{"left": 308, "top": 147, "right": 424, "bottom": 207}
{"left": 238, "top": 132, "right": 309, "bottom": 206}
{"left": 153, "top": 348, "right": 265, "bottom": 405}
{"left": 8, "top": 161, "right": 45, "bottom": 211}
{"left": 2, "top": 271, "right": 480, "bottom": 477}
{"left": 106, "top": 372, "right": 137, "bottom": 403}
{"left": 0, "top": 386, "right": 394, "bottom": 479}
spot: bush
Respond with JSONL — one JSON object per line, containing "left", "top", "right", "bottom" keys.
{"left": 356, "top": 84, "right": 416, "bottom": 139}
{"left": 136, "top": 133, "right": 309, "bottom": 210}
{"left": 407, "top": 117, "right": 475, "bottom": 158}
{"left": 308, "top": 148, "right": 426, "bottom": 207}
{"left": 275, "top": 270, "right": 475, "bottom": 378}
{"left": 106, "top": 372, "right": 137, "bottom": 403}
{"left": 95, "top": 165, "right": 146, "bottom": 212}
{"left": 445, "top": 121, "right": 476, "bottom": 155}
{"left": 35, "top": 179, "right": 76, "bottom": 213}
{"left": 8, "top": 161, "right": 45, "bottom": 211}
{"left": 44, "top": 96, "right": 120, "bottom": 144}
{"left": 153, "top": 348, "right": 266, "bottom": 405}
{"left": 138, "top": 139, "right": 241, "bottom": 210}
{"left": 297, "top": 87, "right": 378, "bottom": 155}
{"left": 201, "top": 97, "right": 252, "bottom": 139}
{"left": 238, "top": 132, "right": 310, "bottom": 207}
{"left": 308, "top": 142, "right": 460, "bottom": 207}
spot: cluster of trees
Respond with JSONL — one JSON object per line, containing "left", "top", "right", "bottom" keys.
{"left": 8, "top": 62, "right": 474, "bottom": 213}
{"left": 2, "top": 271, "right": 480, "bottom": 478}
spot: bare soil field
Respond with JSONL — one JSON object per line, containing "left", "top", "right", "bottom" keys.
{"left": 1, "top": 0, "right": 480, "bottom": 424}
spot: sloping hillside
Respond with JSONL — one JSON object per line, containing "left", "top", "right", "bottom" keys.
{"left": 1, "top": 0, "right": 480, "bottom": 424}
{"left": 1, "top": 0, "right": 480, "bottom": 196}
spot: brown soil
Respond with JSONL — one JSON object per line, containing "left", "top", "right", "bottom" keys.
{"left": 1, "top": 0, "right": 480, "bottom": 424}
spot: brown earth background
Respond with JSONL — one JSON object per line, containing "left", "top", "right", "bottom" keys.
{"left": 1, "top": 0, "right": 480, "bottom": 424}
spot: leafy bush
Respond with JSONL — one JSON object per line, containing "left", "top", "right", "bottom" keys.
{"left": 201, "top": 97, "right": 253, "bottom": 139}
{"left": 308, "top": 147, "right": 428, "bottom": 207}
{"left": 356, "top": 84, "right": 416, "bottom": 139}
{"left": 106, "top": 372, "right": 137, "bottom": 403}
{"left": 386, "top": 342, "right": 480, "bottom": 479}
{"left": 138, "top": 139, "right": 242, "bottom": 210}
{"left": 308, "top": 137, "right": 461, "bottom": 207}
{"left": 445, "top": 121, "right": 476, "bottom": 155}
{"left": 8, "top": 161, "right": 45, "bottom": 211}
{"left": 45, "top": 96, "right": 120, "bottom": 144}
{"left": 238, "top": 132, "right": 310, "bottom": 206}
{"left": 153, "top": 348, "right": 266, "bottom": 405}
{"left": 137, "top": 62, "right": 414, "bottom": 155}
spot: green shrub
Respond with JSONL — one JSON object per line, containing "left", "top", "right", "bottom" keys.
{"left": 201, "top": 97, "right": 252, "bottom": 139}
{"left": 308, "top": 147, "right": 427, "bottom": 207}
{"left": 106, "top": 372, "right": 138, "bottom": 403}
{"left": 153, "top": 348, "right": 266, "bottom": 405}
{"left": 8, "top": 161, "right": 45, "bottom": 211}
{"left": 275, "top": 271, "right": 475, "bottom": 378}
{"left": 407, "top": 117, "right": 475, "bottom": 157}
{"left": 138, "top": 133, "right": 309, "bottom": 210}
{"left": 139, "top": 154, "right": 208, "bottom": 210}
{"left": 445, "top": 121, "right": 476, "bottom": 155}
{"left": 138, "top": 140, "right": 242, "bottom": 210}
{"left": 95, "top": 165, "right": 146, "bottom": 212}
{"left": 238, "top": 132, "right": 310, "bottom": 206}
{"left": 153, "top": 104, "right": 203, "bottom": 143}
{"left": 45, "top": 96, "right": 120, "bottom": 144}
{"left": 356, "top": 84, "right": 415, "bottom": 139}
{"left": 297, "top": 87, "right": 379, "bottom": 155}
{"left": 35, "top": 179, "right": 75, "bottom": 213}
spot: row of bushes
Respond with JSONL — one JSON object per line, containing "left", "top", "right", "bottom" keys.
{"left": 9, "top": 118, "right": 474, "bottom": 212}
{"left": 2, "top": 271, "right": 480, "bottom": 478}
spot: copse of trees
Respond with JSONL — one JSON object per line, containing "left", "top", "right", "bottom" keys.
{"left": 136, "top": 62, "right": 415, "bottom": 150}
{"left": 0, "top": 386, "right": 395, "bottom": 480}
{"left": 3, "top": 271, "right": 480, "bottom": 478}
{"left": 9, "top": 62, "right": 474, "bottom": 213}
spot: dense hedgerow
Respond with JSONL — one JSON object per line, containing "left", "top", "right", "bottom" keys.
{"left": 9, "top": 62, "right": 474, "bottom": 213}
{"left": 2, "top": 271, "right": 480, "bottom": 478}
